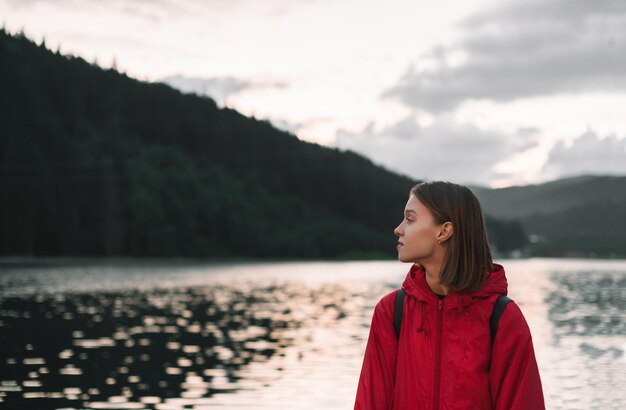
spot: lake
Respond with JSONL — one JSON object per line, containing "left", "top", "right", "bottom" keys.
{"left": 1, "top": 258, "right": 625, "bottom": 409}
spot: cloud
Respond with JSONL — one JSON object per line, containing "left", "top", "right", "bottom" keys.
{"left": 5, "top": 0, "right": 177, "bottom": 10}
{"left": 384, "top": 0, "right": 626, "bottom": 112}
{"left": 2, "top": 0, "right": 330, "bottom": 16}
{"left": 542, "top": 130, "right": 626, "bottom": 179}
{"left": 334, "top": 115, "right": 536, "bottom": 186}
{"left": 160, "top": 74, "right": 287, "bottom": 105}
{"left": 3, "top": 0, "right": 201, "bottom": 22}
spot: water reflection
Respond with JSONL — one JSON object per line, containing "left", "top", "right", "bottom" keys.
{"left": 3, "top": 260, "right": 626, "bottom": 409}
{"left": 1, "top": 281, "right": 372, "bottom": 409}
{"left": 544, "top": 269, "right": 626, "bottom": 410}
{"left": 547, "top": 271, "right": 626, "bottom": 337}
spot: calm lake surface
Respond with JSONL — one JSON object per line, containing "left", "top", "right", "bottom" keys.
{"left": 1, "top": 258, "right": 625, "bottom": 409}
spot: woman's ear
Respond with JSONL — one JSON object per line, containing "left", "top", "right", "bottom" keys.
{"left": 437, "top": 222, "right": 454, "bottom": 243}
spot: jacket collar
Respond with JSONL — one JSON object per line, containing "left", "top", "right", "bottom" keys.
{"left": 401, "top": 262, "right": 508, "bottom": 309}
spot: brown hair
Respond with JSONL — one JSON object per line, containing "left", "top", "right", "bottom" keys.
{"left": 410, "top": 181, "right": 493, "bottom": 292}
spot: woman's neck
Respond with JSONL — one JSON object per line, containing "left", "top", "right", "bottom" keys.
{"left": 422, "top": 263, "right": 449, "bottom": 295}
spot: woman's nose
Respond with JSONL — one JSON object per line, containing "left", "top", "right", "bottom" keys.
{"left": 394, "top": 225, "right": 402, "bottom": 237}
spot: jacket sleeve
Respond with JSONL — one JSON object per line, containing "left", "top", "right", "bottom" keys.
{"left": 490, "top": 301, "right": 545, "bottom": 410}
{"left": 354, "top": 291, "right": 399, "bottom": 410}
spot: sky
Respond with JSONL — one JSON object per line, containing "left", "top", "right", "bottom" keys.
{"left": 2, "top": 0, "right": 626, "bottom": 187}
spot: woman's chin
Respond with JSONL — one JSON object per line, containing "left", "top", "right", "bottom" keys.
{"left": 398, "top": 253, "right": 420, "bottom": 264}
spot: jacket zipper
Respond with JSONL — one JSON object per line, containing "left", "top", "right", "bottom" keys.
{"left": 433, "top": 299, "right": 444, "bottom": 410}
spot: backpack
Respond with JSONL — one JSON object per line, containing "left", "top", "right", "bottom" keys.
{"left": 393, "top": 289, "right": 512, "bottom": 343}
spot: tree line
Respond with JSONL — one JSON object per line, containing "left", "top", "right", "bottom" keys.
{"left": 0, "top": 29, "right": 527, "bottom": 258}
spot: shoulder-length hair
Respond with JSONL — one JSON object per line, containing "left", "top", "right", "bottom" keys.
{"left": 411, "top": 181, "right": 493, "bottom": 292}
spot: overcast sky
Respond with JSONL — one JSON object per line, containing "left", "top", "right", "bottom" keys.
{"left": 2, "top": 0, "right": 626, "bottom": 187}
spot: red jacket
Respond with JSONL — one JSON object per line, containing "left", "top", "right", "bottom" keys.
{"left": 355, "top": 263, "right": 545, "bottom": 410}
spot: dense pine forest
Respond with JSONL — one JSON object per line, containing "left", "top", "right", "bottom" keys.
{"left": 0, "top": 28, "right": 570, "bottom": 259}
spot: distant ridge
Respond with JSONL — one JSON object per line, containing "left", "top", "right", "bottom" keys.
{"left": 473, "top": 175, "right": 626, "bottom": 257}
{"left": 472, "top": 174, "right": 625, "bottom": 219}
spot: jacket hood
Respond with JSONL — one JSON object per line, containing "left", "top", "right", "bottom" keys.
{"left": 401, "top": 262, "right": 508, "bottom": 309}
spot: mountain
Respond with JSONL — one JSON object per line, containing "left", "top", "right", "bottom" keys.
{"left": 472, "top": 175, "right": 626, "bottom": 257}
{"left": 1, "top": 29, "right": 619, "bottom": 259}
{"left": 0, "top": 29, "right": 418, "bottom": 258}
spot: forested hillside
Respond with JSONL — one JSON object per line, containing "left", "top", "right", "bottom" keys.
{"left": 0, "top": 29, "right": 532, "bottom": 258}
{"left": 473, "top": 175, "right": 626, "bottom": 257}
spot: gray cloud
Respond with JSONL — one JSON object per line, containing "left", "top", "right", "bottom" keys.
{"left": 542, "top": 130, "right": 626, "bottom": 178}
{"left": 384, "top": 0, "right": 626, "bottom": 112}
{"left": 161, "top": 75, "right": 287, "bottom": 105}
{"left": 515, "top": 127, "right": 540, "bottom": 138}
{"left": 334, "top": 115, "right": 536, "bottom": 185}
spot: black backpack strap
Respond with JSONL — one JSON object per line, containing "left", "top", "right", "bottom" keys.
{"left": 490, "top": 295, "right": 512, "bottom": 344}
{"left": 394, "top": 288, "right": 405, "bottom": 339}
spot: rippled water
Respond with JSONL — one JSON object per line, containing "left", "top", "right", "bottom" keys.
{"left": 1, "top": 258, "right": 625, "bottom": 409}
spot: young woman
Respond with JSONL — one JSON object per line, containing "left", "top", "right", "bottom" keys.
{"left": 354, "top": 181, "right": 545, "bottom": 409}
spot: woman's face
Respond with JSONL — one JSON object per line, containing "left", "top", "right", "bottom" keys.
{"left": 394, "top": 194, "right": 442, "bottom": 263}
